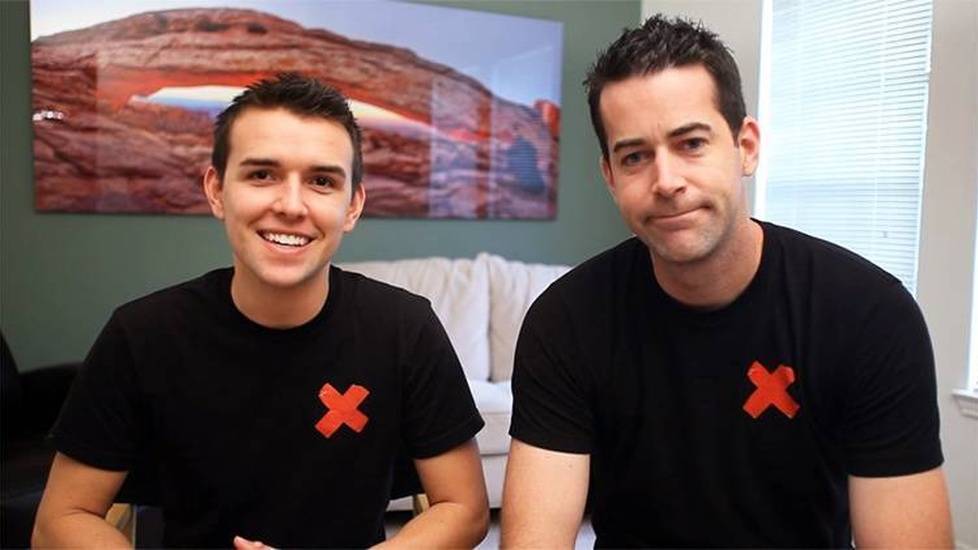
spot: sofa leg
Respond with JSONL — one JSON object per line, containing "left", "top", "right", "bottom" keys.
{"left": 411, "top": 494, "right": 430, "bottom": 516}
{"left": 106, "top": 503, "right": 136, "bottom": 543}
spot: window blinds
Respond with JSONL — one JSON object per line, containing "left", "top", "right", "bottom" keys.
{"left": 759, "top": 0, "right": 933, "bottom": 294}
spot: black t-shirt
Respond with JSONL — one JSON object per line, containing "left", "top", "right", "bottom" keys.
{"left": 53, "top": 266, "right": 484, "bottom": 548}
{"left": 510, "top": 221, "right": 942, "bottom": 548}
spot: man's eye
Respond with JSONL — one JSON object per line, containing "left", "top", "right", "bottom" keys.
{"left": 311, "top": 175, "right": 335, "bottom": 188}
{"left": 621, "top": 151, "right": 647, "bottom": 167}
{"left": 683, "top": 138, "right": 707, "bottom": 151}
{"left": 249, "top": 170, "right": 273, "bottom": 181}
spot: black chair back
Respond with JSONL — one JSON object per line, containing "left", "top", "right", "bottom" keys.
{"left": 1, "top": 333, "right": 25, "bottom": 445}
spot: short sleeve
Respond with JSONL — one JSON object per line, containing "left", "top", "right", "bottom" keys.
{"left": 401, "top": 303, "right": 484, "bottom": 459}
{"left": 509, "top": 290, "right": 593, "bottom": 454}
{"left": 839, "top": 282, "right": 944, "bottom": 477}
{"left": 51, "top": 312, "right": 144, "bottom": 471}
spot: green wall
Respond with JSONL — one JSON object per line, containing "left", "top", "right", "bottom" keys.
{"left": 0, "top": 0, "right": 637, "bottom": 370}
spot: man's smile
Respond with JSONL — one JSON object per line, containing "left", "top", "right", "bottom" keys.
{"left": 259, "top": 230, "right": 312, "bottom": 248}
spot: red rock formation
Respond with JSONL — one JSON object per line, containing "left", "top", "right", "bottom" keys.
{"left": 535, "top": 100, "right": 561, "bottom": 140}
{"left": 31, "top": 8, "right": 560, "bottom": 218}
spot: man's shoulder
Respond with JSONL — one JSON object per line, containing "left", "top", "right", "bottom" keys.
{"left": 552, "top": 237, "right": 644, "bottom": 289}
{"left": 528, "top": 237, "right": 643, "bottom": 319}
{"left": 763, "top": 220, "right": 902, "bottom": 289}
{"left": 113, "top": 268, "right": 229, "bottom": 324}
{"left": 333, "top": 266, "right": 432, "bottom": 315}
{"left": 761, "top": 221, "right": 918, "bottom": 329}
{"left": 541, "top": 237, "right": 644, "bottom": 297}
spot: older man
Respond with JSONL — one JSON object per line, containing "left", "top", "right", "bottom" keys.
{"left": 502, "top": 15, "right": 951, "bottom": 548}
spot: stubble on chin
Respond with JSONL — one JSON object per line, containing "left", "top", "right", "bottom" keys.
{"left": 644, "top": 221, "right": 725, "bottom": 265}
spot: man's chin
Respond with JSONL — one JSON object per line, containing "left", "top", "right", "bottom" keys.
{"left": 249, "top": 266, "right": 327, "bottom": 291}
{"left": 644, "top": 234, "right": 714, "bottom": 265}
{"left": 652, "top": 249, "right": 710, "bottom": 265}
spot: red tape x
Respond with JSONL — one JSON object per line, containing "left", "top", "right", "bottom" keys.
{"left": 742, "top": 361, "right": 800, "bottom": 419}
{"left": 316, "top": 383, "right": 369, "bottom": 438}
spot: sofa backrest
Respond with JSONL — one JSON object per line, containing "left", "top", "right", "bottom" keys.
{"left": 482, "top": 254, "right": 570, "bottom": 382}
{"left": 337, "top": 254, "right": 570, "bottom": 383}
{"left": 337, "top": 257, "right": 491, "bottom": 381}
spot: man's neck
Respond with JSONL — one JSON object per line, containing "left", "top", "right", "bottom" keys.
{"left": 229, "top": 268, "right": 330, "bottom": 329}
{"left": 651, "top": 219, "right": 764, "bottom": 310}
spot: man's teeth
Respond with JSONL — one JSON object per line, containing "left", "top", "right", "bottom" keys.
{"left": 261, "top": 232, "right": 310, "bottom": 247}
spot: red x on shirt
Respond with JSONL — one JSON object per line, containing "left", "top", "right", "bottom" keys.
{"left": 743, "top": 361, "right": 800, "bottom": 419}
{"left": 316, "top": 383, "right": 370, "bottom": 438}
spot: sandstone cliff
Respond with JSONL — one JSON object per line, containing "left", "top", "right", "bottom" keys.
{"left": 32, "top": 8, "right": 560, "bottom": 218}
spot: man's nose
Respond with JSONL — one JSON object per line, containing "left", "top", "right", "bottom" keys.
{"left": 651, "top": 152, "right": 685, "bottom": 197}
{"left": 273, "top": 177, "right": 307, "bottom": 218}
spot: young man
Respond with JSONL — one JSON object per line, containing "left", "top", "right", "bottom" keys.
{"left": 502, "top": 16, "right": 952, "bottom": 548}
{"left": 33, "top": 74, "right": 489, "bottom": 548}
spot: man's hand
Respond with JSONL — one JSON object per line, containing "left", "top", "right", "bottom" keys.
{"left": 32, "top": 452, "right": 130, "bottom": 548}
{"left": 377, "top": 439, "right": 489, "bottom": 548}
{"left": 233, "top": 535, "right": 276, "bottom": 549}
{"left": 500, "top": 439, "right": 589, "bottom": 549}
{"left": 849, "top": 467, "right": 953, "bottom": 548}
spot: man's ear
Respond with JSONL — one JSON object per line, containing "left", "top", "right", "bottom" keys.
{"left": 600, "top": 155, "right": 619, "bottom": 204}
{"left": 737, "top": 116, "right": 760, "bottom": 177}
{"left": 343, "top": 182, "right": 367, "bottom": 232}
{"left": 202, "top": 166, "right": 225, "bottom": 220}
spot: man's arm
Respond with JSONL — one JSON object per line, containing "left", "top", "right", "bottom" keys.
{"left": 500, "top": 439, "right": 589, "bottom": 549}
{"left": 849, "top": 467, "right": 953, "bottom": 548}
{"left": 377, "top": 439, "right": 489, "bottom": 549}
{"left": 32, "top": 452, "right": 130, "bottom": 548}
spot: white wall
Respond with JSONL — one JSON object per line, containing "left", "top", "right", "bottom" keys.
{"left": 917, "top": 1, "right": 978, "bottom": 546}
{"left": 642, "top": 1, "right": 977, "bottom": 545}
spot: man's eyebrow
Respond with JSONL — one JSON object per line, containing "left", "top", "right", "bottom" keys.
{"left": 610, "top": 123, "right": 713, "bottom": 153}
{"left": 611, "top": 138, "right": 647, "bottom": 154}
{"left": 239, "top": 158, "right": 281, "bottom": 167}
{"left": 668, "top": 122, "right": 713, "bottom": 139}
{"left": 308, "top": 165, "right": 347, "bottom": 178}
{"left": 237, "top": 159, "right": 347, "bottom": 179}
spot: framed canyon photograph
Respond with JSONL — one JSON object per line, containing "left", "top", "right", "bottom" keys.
{"left": 30, "top": 0, "right": 563, "bottom": 219}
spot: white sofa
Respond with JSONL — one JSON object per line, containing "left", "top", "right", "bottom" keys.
{"left": 339, "top": 253, "right": 570, "bottom": 509}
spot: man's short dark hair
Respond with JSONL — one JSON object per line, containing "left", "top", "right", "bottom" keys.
{"left": 585, "top": 15, "right": 746, "bottom": 159}
{"left": 212, "top": 73, "right": 364, "bottom": 190}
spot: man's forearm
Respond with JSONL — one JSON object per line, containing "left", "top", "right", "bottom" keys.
{"left": 500, "top": 441, "right": 589, "bottom": 549}
{"left": 376, "top": 501, "right": 489, "bottom": 549}
{"left": 500, "top": 509, "right": 580, "bottom": 549}
{"left": 849, "top": 468, "right": 954, "bottom": 548}
{"left": 33, "top": 510, "right": 132, "bottom": 549}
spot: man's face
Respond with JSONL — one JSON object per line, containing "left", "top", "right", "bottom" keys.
{"left": 203, "top": 107, "right": 365, "bottom": 293}
{"left": 599, "top": 65, "right": 759, "bottom": 266}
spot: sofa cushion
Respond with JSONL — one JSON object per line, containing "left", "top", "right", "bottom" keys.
{"left": 467, "top": 380, "right": 512, "bottom": 455}
{"left": 338, "top": 257, "right": 491, "bottom": 381}
{"left": 482, "top": 253, "right": 570, "bottom": 382}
